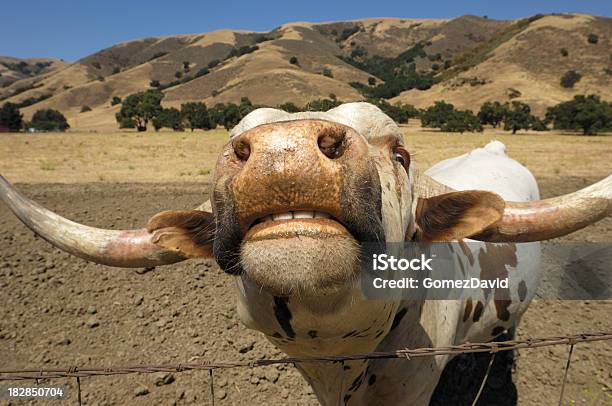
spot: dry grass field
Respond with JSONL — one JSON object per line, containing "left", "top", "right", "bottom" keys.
{"left": 0, "top": 127, "right": 611, "bottom": 405}
{"left": 1, "top": 125, "right": 610, "bottom": 183}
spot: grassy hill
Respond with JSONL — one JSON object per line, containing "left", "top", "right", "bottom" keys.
{"left": 394, "top": 14, "right": 612, "bottom": 115}
{"left": 1, "top": 13, "right": 610, "bottom": 130}
{"left": 0, "top": 56, "right": 68, "bottom": 88}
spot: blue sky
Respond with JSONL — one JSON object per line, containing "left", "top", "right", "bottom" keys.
{"left": 2, "top": 0, "right": 610, "bottom": 61}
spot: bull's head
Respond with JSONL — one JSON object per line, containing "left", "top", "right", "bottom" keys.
{"left": 1, "top": 102, "right": 611, "bottom": 298}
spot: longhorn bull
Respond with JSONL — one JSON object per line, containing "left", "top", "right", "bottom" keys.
{"left": 1, "top": 103, "right": 610, "bottom": 405}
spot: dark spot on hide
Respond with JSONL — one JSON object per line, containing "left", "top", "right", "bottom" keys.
{"left": 273, "top": 296, "right": 295, "bottom": 339}
{"left": 463, "top": 298, "right": 473, "bottom": 322}
{"left": 390, "top": 307, "right": 407, "bottom": 331}
{"left": 473, "top": 301, "right": 484, "bottom": 322}
{"left": 494, "top": 299, "right": 511, "bottom": 321}
{"left": 518, "top": 280, "right": 527, "bottom": 302}
{"left": 349, "top": 371, "right": 365, "bottom": 392}
{"left": 478, "top": 244, "right": 518, "bottom": 321}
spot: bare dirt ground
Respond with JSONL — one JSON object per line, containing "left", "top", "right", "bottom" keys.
{"left": 0, "top": 128, "right": 611, "bottom": 405}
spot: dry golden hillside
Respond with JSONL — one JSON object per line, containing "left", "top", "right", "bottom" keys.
{"left": 1, "top": 13, "right": 610, "bottom": 130}
{"left": 394, "top": 14, "right": 612, "bottom": 115}
{"left": 0, "top": 56, "right": 68, "bottom": 88}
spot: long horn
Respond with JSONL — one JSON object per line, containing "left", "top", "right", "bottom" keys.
{"left": 416, "top": 173, "right": 612, "bottom": 242}
{"left": 475, "top": 175, "right": 611, "bottom": 242}
{"left": 0, "top": 175, "right": 187, "bottom": 268}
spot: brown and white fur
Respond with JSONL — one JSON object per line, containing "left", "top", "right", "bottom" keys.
{"left": 219, "top": 104, "right": 540, "bottom": 405}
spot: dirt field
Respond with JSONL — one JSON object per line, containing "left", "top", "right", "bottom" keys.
{"left": 0, "top": 128, "right": 611, "bottom": 405}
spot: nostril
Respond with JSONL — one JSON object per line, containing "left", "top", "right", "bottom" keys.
{"left": 232, "top": 139, "right": 251, "bottom": 161}
{"left": 318, "top": 128, "right": 346, "bottom": 159}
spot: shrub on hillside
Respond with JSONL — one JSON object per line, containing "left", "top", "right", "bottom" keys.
{"left": 343, "top": 43, "right": 437, "bottom": 99}
{"left": 560, "top": 70, "right": 581, "bottom": 88}
{"left": 149, "top": 52, "right": 167, "bottom": 61}
{"left": 195, "top": 67, "right": 209, "bottom": 78}
{"left": 337, "top": 25, "right": 361, "bottom": 42}
{"left": 30, "top": 109, "right": 69, "bottom": 132}
{"left": 305, "top": 98, "right": 341, "bottom": 112}
{"left": 507, "top": 88, "right": 522, "bottom": 99}
{"left": 14, "top": 94, "right": 52, "bottom": 109}
{"left": 278, "top": 102, "right": 300, "bottom": 113}
{"left": 587, "top": 33, "right": 599, "bottom": 44}
{"left": 228, "top": 45, "right": 259, "bottom": 58}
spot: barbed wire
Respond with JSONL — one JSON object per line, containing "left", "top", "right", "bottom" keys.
{"left": 1, "top": 331, "right": 609, "bottom": 380}
{"left": 1, "top": 331, "right": 609, "bottom": 406}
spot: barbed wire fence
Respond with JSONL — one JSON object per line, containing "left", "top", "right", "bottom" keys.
{"left": 1, "top": 331, "right": 610, "bottom": 406}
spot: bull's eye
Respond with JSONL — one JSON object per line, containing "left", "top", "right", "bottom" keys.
{"left": 392, "top": 147, "right": 410, "bottom": 171}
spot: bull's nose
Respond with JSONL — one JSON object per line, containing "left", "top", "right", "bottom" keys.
{"left": 230, "top": 120, "right": 354, "bottom": 164}
{"left": 227, "top": 119, "right": 369, "bottom": 227}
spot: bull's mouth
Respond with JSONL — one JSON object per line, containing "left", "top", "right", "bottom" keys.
{"left": 244, "top": 210, "right": 351, "bottom": 241}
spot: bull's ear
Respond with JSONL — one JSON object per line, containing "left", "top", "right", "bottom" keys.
{"left": 415, "top": 191, "right": 505, "bottom": 241}
{"left": 147, "top": 210, "right": 215, "bottom": 258}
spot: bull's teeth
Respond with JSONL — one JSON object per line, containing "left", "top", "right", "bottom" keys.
{"left": 261, "top": 211, "right": 331, "bottom": 222}
{"left": 273, "top": 212, "right": 293, "bottom": 221}
{"left": 293, "top": 211, "right": 314, "bottom": 219}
